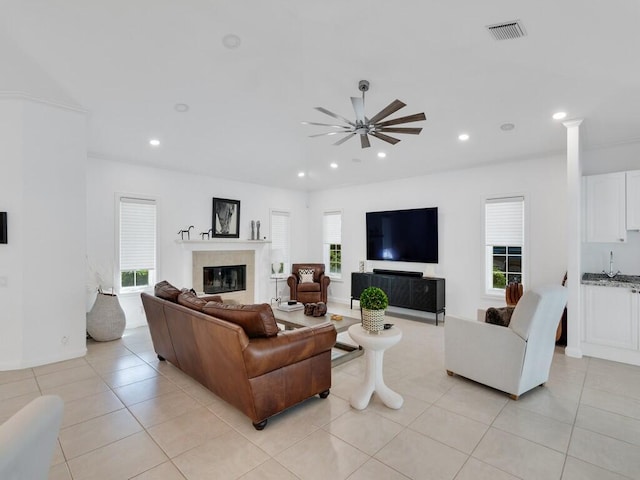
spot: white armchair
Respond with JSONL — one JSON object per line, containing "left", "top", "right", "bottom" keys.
{"left": 0, "top": 395, "right": 64, "bottom": 480}
{"left": 445, "top": 285, "right": 568, "bottom": 399}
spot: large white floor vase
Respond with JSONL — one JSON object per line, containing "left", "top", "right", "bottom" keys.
{"left": 86, "top": 292, "right": 126, "bottom": 341}
{"left": 361, "top": 308, "right": 385, "bottom": 333}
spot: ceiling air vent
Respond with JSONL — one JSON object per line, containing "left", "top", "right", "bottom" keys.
{"left": 486, "top": 20, "right": 526, "bottom": 40}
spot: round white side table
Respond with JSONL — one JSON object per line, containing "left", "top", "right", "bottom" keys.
{"left": 347, "top": 324, "right": 403, "bottom": 410}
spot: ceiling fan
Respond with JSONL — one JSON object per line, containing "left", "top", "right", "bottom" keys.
{"left": 303, "top": 80, "right": 426, "bottom": 149}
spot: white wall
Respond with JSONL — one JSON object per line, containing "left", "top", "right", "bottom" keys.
{"left": 86, "top": 158, "right": 310, "bottom": 328}
{"left": 582, "top": 142, "right": 640, "bottom": 275}
{"left": 582, "top": 142, "right": 640, "bottom": 176}
{"left": 0, "top": 96, "right": 87, "bottom": 369}
{"left": 308, "top": 155, "right": 568, "bottom": 320}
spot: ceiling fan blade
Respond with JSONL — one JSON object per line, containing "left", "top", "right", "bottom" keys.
{"left": 302, "top": 121, "right": 351, "bottom": 129}
{"left": 314, "top": 107, "right": 355, "bottom": 127}
{"left": 375, "top": 112, "right": 426, "bottom": 128}
{"left": 360, "top": 134, "right": 371, "bottom": 148}
{"left": 370, "top": 132, "right": 401, "bottom": 145}
{"left": 351, "top": 97, "right": 365, "bottom": 124}
{"left": 368, "top": 99, "right": 406, "bottom": 124}
{"left": 309, "top": 132, "right": 342, "bottom": 138}
{"left": 333, "top": 133, "right": 356, "bottom": 145}
{"left": 377, "top": 127, "right": 423, "bottom": 135}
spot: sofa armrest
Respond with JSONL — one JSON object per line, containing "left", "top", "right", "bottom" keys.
{"left": 319, "top": 274, "right": 330, "bottom": 288}
{"left": 287, "top": 275, "right": 298, "bottom": 299}
{"left": 243, "top": 323, "right": 337, "bottom": 378}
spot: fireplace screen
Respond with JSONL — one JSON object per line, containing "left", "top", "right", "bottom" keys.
{"left": 203, "top": 265, "right": 246, "bottom": 294}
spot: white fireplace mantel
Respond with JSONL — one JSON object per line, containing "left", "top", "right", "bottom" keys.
{"left": 176, "top": 239, "right": 273, "bottom": 303}
{"left": 176, "top": 239, "right": 271, "bottom": 247}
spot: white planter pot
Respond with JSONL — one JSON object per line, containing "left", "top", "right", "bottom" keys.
{"left": 361, "top": 308, "right": 385, "bottom": 333}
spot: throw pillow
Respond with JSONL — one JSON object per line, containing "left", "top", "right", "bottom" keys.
{"left": 154, "top": 280, "right": 181, "bottom": 302}
{"left": 177, "top": 289, "right": 208, "bottom": 312}
{"left": 485, "top": 306, "right": 515, "bottom": 327}
{"left": 298, "top": 268, "right": 315, "bottom": 284}
{"left": 202, "top": 302, "right": 279, "bottom": 338}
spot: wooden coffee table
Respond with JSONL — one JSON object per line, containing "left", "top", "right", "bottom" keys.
{"left": 274, "top": 307, "right": 363, "bottom": 366}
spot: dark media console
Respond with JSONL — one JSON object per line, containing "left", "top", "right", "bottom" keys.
{"left": 351, "top": 272, "right": 446, "bottom": 325}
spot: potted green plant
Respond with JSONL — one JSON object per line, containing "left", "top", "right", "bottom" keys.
{"left": 359, "top": 286, "right": 389, "bottom": 333}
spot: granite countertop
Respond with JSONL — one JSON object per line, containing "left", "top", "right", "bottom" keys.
{"left": 581, "top": 272, "right": 640, "bottom": 289}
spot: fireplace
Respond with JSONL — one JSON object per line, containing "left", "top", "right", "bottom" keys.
{"left": 192, "top": 250, "right": 255, "bottom": 304}
{"left": 203, "top": 265, "right": 247, "bottom": 294}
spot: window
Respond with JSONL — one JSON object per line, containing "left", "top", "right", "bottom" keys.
{"left": 270, "top": 209, "right": 290, "bottom": 276}
{"left": 323, "top": 210, "right": 342, "bottom": 279}
{"left": 119, "top": 196, "right": 157, "bottom": 291}
{"left": 485, "top": 196, "right": 524, "bottom": 294}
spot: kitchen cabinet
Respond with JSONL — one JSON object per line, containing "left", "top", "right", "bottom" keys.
{"left": 585, "top": 172, "right": 626, "bottom": 243}
{"left": 583, "top": 284, "right": 638, "bottom": 350}
{"left": 627, "top": 170, "right": 640, "bottom": 230}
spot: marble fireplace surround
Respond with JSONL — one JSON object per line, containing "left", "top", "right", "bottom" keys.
{"left": 193, "top": 250, "right": 254, "bottom": 304}
{"left": 178, "top": 240, "right": 271, "bottom": 305}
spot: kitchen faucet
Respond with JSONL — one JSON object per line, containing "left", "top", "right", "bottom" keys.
{"left": 603, "top": 250, "right": 620, "bottom": 278}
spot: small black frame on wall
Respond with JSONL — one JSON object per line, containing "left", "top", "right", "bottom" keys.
{"left": 212, "top": 198, "right": 240, "bottom": 238}
{"left": 0, "top": 212, "right": 7, "bottom": 244}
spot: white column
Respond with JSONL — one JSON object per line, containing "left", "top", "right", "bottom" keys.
{"left": 563, "top": 118, "right": 583, "bottom": 358}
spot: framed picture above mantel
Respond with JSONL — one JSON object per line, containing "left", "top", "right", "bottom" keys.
{"left": 212, "top": 197, "right": 240, "bottom": 238}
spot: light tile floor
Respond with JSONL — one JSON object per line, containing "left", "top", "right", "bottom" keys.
{"left": 2, "top": 304, "right": 640, "bottom": 479}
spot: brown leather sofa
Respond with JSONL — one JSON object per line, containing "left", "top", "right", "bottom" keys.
{"left": 287, "top": 263, "right": 331, "bottom": 304}
{"left": 141, "top": 281, "right": 337, "bottom": 430}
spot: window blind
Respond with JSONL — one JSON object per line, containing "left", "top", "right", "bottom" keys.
{"left": 120, "top": 197, "right": 157, "bottom": 271}
{"left": 270, "top": 210, "right": 290, "bottom": 270}
{"left": 323, "top": 211, "right": 342, "bottom": 244}
{"left": 485, "top": 196, "right": 524, "bottom": 246}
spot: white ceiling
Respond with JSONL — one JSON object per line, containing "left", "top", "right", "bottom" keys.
{"left": 3, "top": 1, "right": 640, "bottom": 191}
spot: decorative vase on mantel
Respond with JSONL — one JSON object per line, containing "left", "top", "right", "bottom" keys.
{"left": 86, "top": 289, "right": 126, "bottom": 341}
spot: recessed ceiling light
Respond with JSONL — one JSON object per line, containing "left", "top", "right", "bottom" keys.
{"left": 552, "top": 111, "right": 567, "bottom": 120}
{"left": 174, "top": 103, "right": 189, "bottom": 113}
{"left": 222, "top": 34, "right": 241, "bottom": 49}
{"left": 298, "top": 172, "right": 305, "bottom": 178}
{"left": 377, "top": 152, "right": 386, "bottom": 158}
{"left": 330, "top": 162, "right": 338, "bottom": 169}
{"left": 500, "top": 123, "right": 515, "bottom": 131}
{"left": 149, "top": 138, "right": 160, "bottom": 147}
{"left": 458, "top": 133, "right": 470, "bottom": 141}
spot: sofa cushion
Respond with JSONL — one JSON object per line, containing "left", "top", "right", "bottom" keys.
{"left": 298, "top": 282, "right": 320, "bottom": 292}
{"left": 155, "top": 280, "right": 181, "bottom": 302}
{"left": 203, "top": 302, "right": 279, "bottom": 338}
{"left": 485, "top": 306, "right": 515, "bottom": 327}
{"left": 298, "top": 268, "right": 315, "bottom": 284}
{"left": 177, "top": 289, "right": 208, "bottom": 312}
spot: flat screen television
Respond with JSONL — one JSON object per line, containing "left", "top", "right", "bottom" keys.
{"left": 366, "top": 207, "right": 438, "bottom": 263}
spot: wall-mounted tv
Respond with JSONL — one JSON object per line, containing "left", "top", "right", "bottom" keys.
{"left": 366, "top": 207, "right": 438, "bottom": 263}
